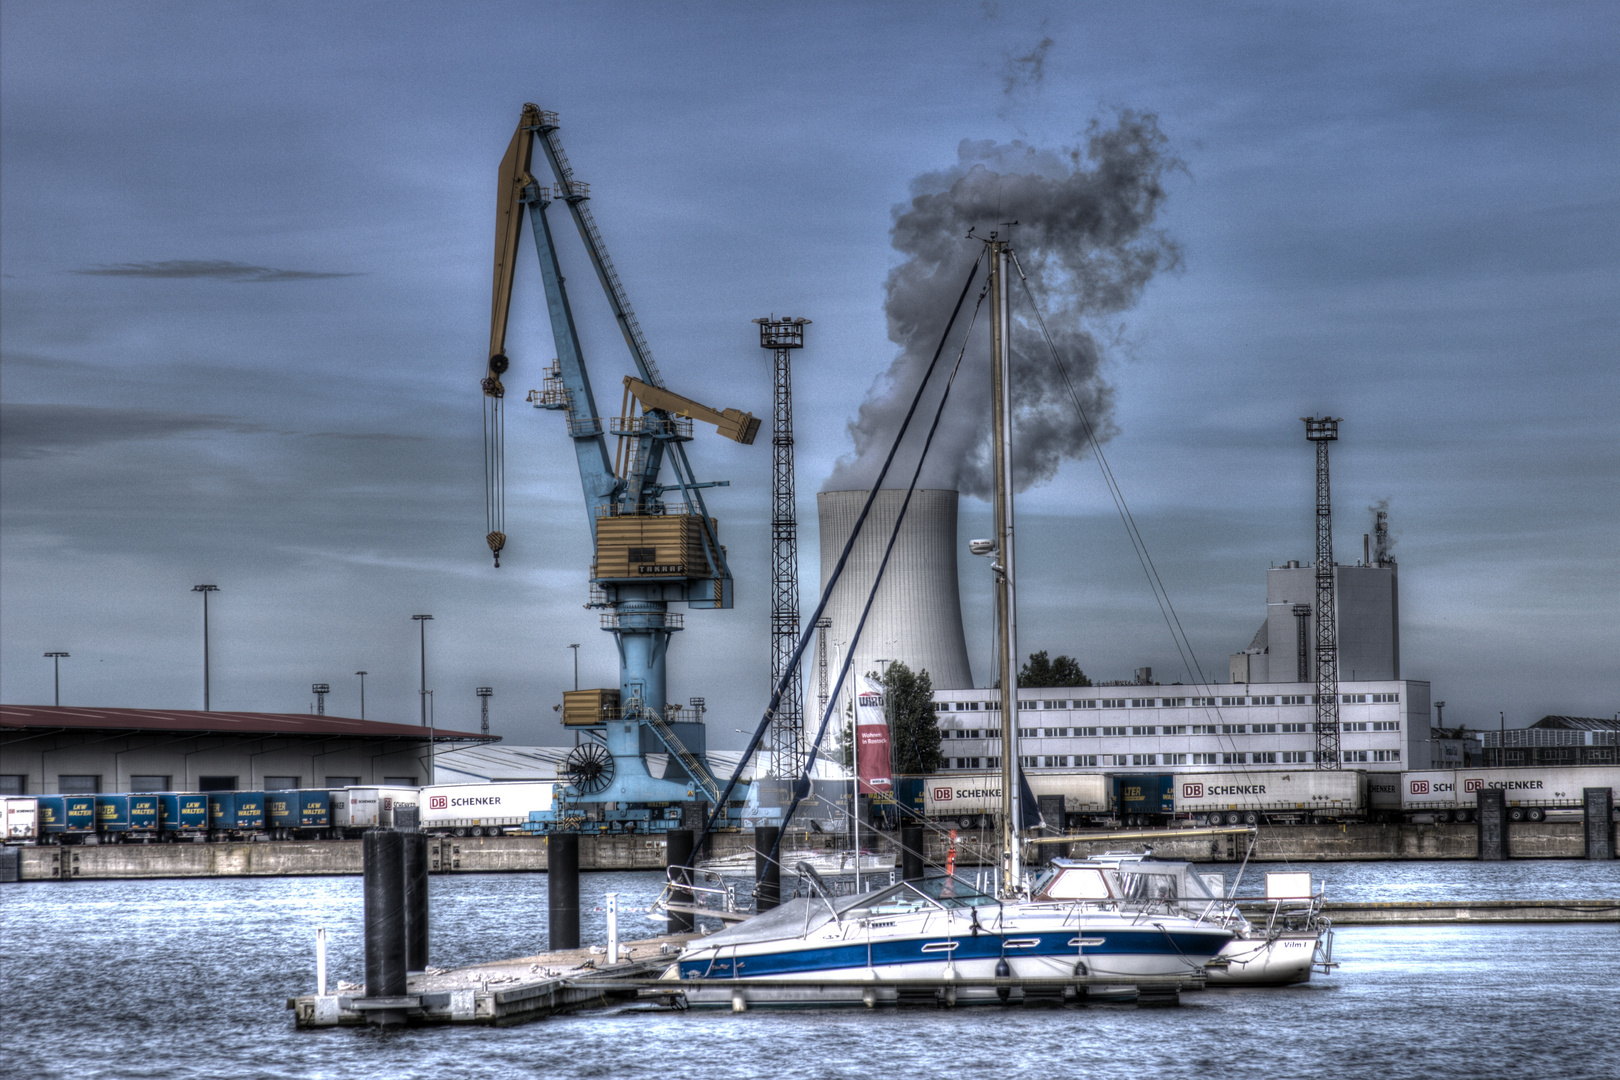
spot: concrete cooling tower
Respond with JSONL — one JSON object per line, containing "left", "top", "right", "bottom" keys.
{"left": 817, "top": 489, "right": 973, "bottom": 693}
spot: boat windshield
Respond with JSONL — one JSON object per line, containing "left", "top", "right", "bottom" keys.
{"left": 909, "top": 875, "right": 1001, "bottom": 909}
{"left": 847, "top": 877, "right": 999, "bottom": 918}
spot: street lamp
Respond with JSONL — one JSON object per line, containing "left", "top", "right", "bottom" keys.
{"left": 476, "top": 686, "right": 493, "bottom": 736}
{"left": 412, "top": 615, "right": 434, "bottom": 727}
{"left": 568, "top": 643, "right": 580, "bottom": 691}
{"left": 43, "top": 652, "right": 69, "bottom": 707}
{"left": 355, "top": 671, "right": 368, "bottom": 720}
{"left": 192, "top": 585, "right": 219, "bottom": 710}
{"left": 312, "top": 683, "right": 330, "bottom": 716}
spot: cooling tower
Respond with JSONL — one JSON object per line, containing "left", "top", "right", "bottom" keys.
{"left": 817, "top": 489, "right": 973, "bottom": 693}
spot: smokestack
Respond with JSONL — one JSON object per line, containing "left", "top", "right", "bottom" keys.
{"left": 817, "top": 490, "right": 974, "bottom": 693}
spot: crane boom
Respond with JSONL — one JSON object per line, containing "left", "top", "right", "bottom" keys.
{"left": 623, "top": 377, "right": 760, "bottom": 445}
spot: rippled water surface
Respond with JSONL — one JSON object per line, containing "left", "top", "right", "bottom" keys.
{"left": 3, "top": 865, "right": 1617, "bottom": 1080}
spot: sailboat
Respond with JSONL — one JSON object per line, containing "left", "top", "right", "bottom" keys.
{"left": 665, "top": 237, "right": 1234, "bottom": 1008}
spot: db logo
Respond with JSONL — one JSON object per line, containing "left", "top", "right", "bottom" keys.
{"left": 933, "top": 787, "right": 953, "bottom": 802}
{"left": 1463, "top": 779, "right": 1483, "bottom": 792}
{"left": 429, "top": 796, "right": 448, "bottom": 810}
{"left": 1410, "top": 780, "right": 1429, "bottom": 794}
{"left": 1182, "top": 783, "right": 1204, "bottom": 798}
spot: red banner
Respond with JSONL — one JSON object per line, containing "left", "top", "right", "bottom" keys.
{"left": 856, "top": 677, "right": 893, "bottom": 798}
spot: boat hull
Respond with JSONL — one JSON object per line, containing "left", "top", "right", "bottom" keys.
{"left": 1205, "top": 932, "right": 1319, "bottom": 986}
{"left": 674, "top": 924, "right": 1229, "bottom": 1007}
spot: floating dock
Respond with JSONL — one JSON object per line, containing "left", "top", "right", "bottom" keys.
{"left": 289, "top": 932, "right": 1205, "bottom": 1026}
{"left": 291, "top": 933, "right": 695, "bottom": 1027}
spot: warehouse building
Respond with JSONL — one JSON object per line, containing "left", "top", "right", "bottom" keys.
{"left": 933, "top": 679, "right": 1431, "bottom": 772}
{"left": 0, "top": 705, "right": 495, "bottom": 795}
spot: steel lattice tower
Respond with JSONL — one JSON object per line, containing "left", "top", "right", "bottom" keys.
{"left": 815, "top": 617, "right": 833, "bottom": 726}
{"left": 1303, "top": 415, "right": 1343, "bottom": 769}
{"left": 756, "top": 316, "right": 811, "bottom": 781}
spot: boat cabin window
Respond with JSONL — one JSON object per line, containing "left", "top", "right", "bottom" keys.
{"left": 1117, "top": 866, "right": 1216, "bottom": 903}
{"left": 1039, "top": 867, "right": 1115, "bottom": 900}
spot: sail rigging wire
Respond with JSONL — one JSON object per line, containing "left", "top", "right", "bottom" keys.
{"left": 1008, "top": 255, "right": 1215, "bottom": 692}
{"left": 764, "top": 278, "right": 991, "bottom": 869}
{"left": 696, "top": 250, "right": 989, "bottom": 845}
{"left": 1010, "top": 257, "right": 1263, "bottom": 769}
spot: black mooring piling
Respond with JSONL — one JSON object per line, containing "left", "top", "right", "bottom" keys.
{"left": 1584, "top": 787, "right": 1615, "bottom": 860}
{"left": 754, "top": 826, "right": 780, "bottom": 912}
{"left": 1476, "top": 788, "right": 1508, "bottom": 861}
{"left": 666, "top": 828, "right": 695, "bottom": 934}
{"left": 362, "top": 829, "right": 407, "bottom": 1026}
{"left": 402, "top": 831, "right": 430, "bottom": 971}
{"left": 901, "top": 822, "right": 925, "bottom": 882}
{"left": 548, "top": 833, "right": 580, "bottom": 951}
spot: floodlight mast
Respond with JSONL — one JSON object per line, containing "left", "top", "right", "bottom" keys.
{"left": 1303, "top": 415, "right": 1343, "bottom": 770}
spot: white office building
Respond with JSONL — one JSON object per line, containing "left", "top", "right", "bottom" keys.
{"left": 932, "top": 679, "right": 1432, "bottom": 772}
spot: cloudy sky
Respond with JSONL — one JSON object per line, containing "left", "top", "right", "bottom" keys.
{"left": 3, "top": 2, "right": 1616, "bottom": 745}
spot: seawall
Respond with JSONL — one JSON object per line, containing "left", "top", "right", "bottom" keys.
{"left": 7, "top": 821, "right": 1603, "bottom": 881}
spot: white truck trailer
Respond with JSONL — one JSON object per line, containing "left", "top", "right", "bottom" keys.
{"left": 922, "top": 772, "right": 1111, "bottom": 827}
{"left": 419, "top": 782, "right": 555, "bottom": 836}
{"left": 1172, "top": 769, "right": 1366, "bottom": 824}
{"left": 331, "top": 785, "right": 421, "bottom": 835}
{"left": 1, "top": 797, "right": 38, "bottom": 842}
{"left": 1398, "top": 765, "right": 1620, "bottom": 822}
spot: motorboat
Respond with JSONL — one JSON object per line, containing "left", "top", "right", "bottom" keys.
{"left": 665, "top": 861, "right": 1233, "bottom": 1007}
{"left": 1074, "top": 852, "right": 1334, "bottom": 986}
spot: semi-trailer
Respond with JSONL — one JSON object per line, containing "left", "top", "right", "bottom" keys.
{"left": 38, "top": 795, "right": 97, "bottom": 841}
{"left": 95, "top": 794, "right": 160, "bottom": 840}
{"left": 266, "top": 789, "right": 330, "bottom": 838}
{"left": 1398, "top": 765, "right": 1620, "bottom": 822}
{"left": 1, "top": 796, "right": 38, "bottom": 842}
{"left": 420, "top": 782, "right": 554, "bottom": 836}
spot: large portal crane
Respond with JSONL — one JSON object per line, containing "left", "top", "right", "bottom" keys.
{"left": 482, "top": 104, "right": 758, "bottom": 825}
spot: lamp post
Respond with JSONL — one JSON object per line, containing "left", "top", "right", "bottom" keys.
{"left": 412, "top": 615, "right": 434, "bottom": 726}
{"left": 568, "top": 643, "right": 580, "bottom": 691}
{"left": 355, "top": 671, "right": 368, "bottom": 720}
{"left": 44, "top": 652, "right": 69, "bottom": 707}
{"left": 425, "top": 689, "right": 436, "bottom": 784}
{"left": 192, "top": 585, "right": 219, "bottom": 710}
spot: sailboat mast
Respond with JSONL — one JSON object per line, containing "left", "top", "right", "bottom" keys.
{"left": 990, "top": 238, "right": 1022, "bottom": 897}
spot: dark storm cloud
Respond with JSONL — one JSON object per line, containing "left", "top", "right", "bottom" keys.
{"left": 73, "top": 260, "right": 359, "bottom": 282}
{"left": 0, "top": 403, "right": 265, "bottom": 459}
{"left": 827, "top": 111, "right": 1180, "bottom": 499}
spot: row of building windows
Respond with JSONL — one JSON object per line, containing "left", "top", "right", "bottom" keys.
{"left": 943, "top": 749, "right": 1400, "bottom": 770}
{"left": 942, "top": 721, "right": 1398, "bottom": 740}
{"left": 939, "top": 693, "right": 1397, "bottom": 712}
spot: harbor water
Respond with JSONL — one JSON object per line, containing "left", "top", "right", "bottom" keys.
{"left": 2, "top": 862, "right": 1617, "bottom": 1080}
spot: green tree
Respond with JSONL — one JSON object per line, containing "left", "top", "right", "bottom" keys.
{"left": 877, "top": 661, "right": 943, "bottom": 775}
{"left": 1019, "top": 650, "right": 1092, "bottom": 688}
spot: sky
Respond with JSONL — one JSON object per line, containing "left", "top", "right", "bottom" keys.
{"left": 3, "top": 1, "right": 1616, "bottom": 746}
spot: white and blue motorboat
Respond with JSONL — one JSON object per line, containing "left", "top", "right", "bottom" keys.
{"left": 667, "top": 861, "right": 1233, "bottom": 1007}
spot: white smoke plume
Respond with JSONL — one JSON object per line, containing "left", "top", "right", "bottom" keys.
{"left": 825, "top": 112, "right": 1182, "bottom": 500}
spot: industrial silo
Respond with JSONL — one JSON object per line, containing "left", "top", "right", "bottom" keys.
{"left": 817, "top": 489, "right": 973, "bottom": 693}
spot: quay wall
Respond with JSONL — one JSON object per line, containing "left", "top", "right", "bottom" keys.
{"left": 8, "top": 822, "right": 1598, "bottom": 881}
